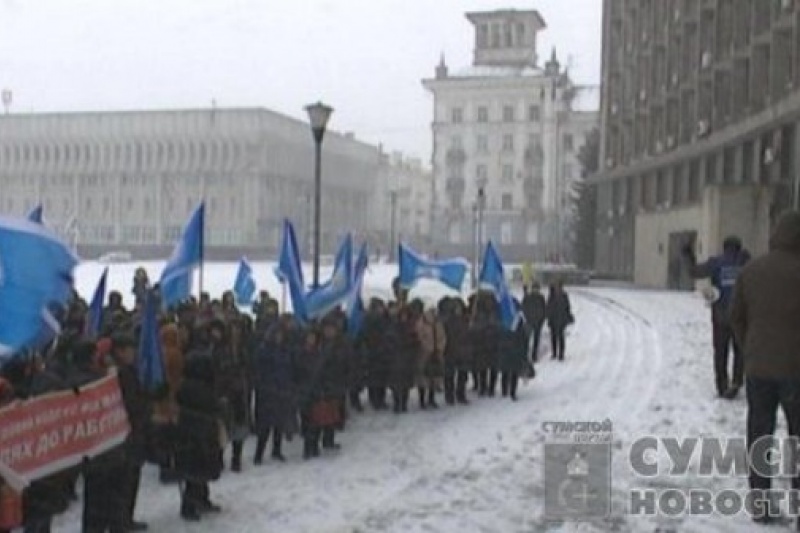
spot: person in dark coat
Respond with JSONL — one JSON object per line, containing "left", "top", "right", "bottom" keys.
{"left": 388, "top": 307, "right": 418, "bottom": 414}
{"left": 3, "top": 356, "right": 71, "bottom": 533}
{"left": 75, "top": 338, "right": 131, "bottom": 533}
{"left": 253, "top": 323, "right": 299, "bottom": 463}
{"left": 362, "top": 300, "right": 390, "bottom": 410}
{"left": 316, "top": 317, "right": 348, "bottom": 449}
{"left": 208, "top": 319, "right": 249, "bottom": 472}
{"left": 684, "top": 235, "right": 751, "bottom": 398}
{"left": 294, "top": 329, "right": 324, "bottom": 459}
{"left": 499, "top": 318, "right": 530, "bottom": 401}
{"left": 546, "top": 281, "right": 573, "bottom": 361}
{"left": 131, "top": 268, "right": 150, "bottom": 307}
{"left": 470, "top": 293, "right": 501, "bottom": 396}
{"left": 521, "top": 282, "right": 546, "bottom": 362}
{"left": 110, "top": 334, "right": 151, "bottom": 531}
{"left": 442, "top": 299, "right": 471, "bottom": 405}
{"left": 175, "top": 353, "right": 223, "bottom": 521}
{"left": 729, "top": 211, "right": 800, "bottom": 526}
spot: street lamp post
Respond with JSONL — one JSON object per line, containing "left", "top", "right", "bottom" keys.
{"left": 477, "top": 186, "right": 486, "bottom": 267}
{"left": 471, "top": 202, "right": 478, "bottom": 288}
{"left": 305, "top": 101, "right": 334, "bottom": 288}
{"left": 389, "top": 190, "right": 398, "bottom": 261}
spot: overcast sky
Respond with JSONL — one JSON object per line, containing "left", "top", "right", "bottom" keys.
{"left": 0, "top": 0, "right": 602, "bottom": 160}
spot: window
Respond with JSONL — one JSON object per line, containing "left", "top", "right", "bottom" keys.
{"left": 478, "top": 24, "right": 489, "bottom": 47}
{"left": 144, "top": 197, "right": 152, "bottom": 214}
{"left": 451, "top": 107, "right": 463, "bottom": 123}
{"left": 502, "top": 164, "right": 514, "bottom": 182}
{"left": 449, "top": 222, "right": 461, "bottom": 244}
{"left": 85, "top": 197, "right": 92, "bottom": 212}
{"left": 528, "top": 105, "right": 541, "bottom": 121}
{"left": 476, "top": 164, "right": 488, "bottom": 182}
{"left": 503, "top": 105, "right": 515, "bottom": 122}
{"left": 502, "top": 193, "right": 513, "bottom": 210}
{"left": 450, "top": 135, "right": 463, "bottom": 148}
{"left": 126, "top": 198, "right": 133, "bottom": 211}
{"left": 526, "top": 223, "right": 539, "bottom": 245}
{"left": 476, "top": 134, "right": 489, "bottom": 154}
{"left": 477, "top": 106, "right": 489, "bottom": 123}
{"left": 502, "top": 134, "right": 514, "bottom": 152}
{"left": 501, "top": 221, "right": 513, "bottom": 244}
{"left": 103, "top": 197, "right": 111, "bottom": 213}
{"left": 564, "top": 134, "right": 574, "bottom": 151}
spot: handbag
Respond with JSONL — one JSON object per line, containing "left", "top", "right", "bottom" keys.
{"left": 0, "top": 483, "right": 22, "bottom": 530}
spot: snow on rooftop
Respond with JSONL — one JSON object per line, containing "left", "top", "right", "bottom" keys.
{"left": 450, "top": 65, "right": 544, "bottom": 79}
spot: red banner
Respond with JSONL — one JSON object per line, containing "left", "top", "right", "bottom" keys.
{"left": 0, "top": 372, "right": 130, "bottom": 491}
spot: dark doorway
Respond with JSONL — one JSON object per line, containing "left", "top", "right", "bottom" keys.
{"left": 667, "top": 231, "right": 697, "bottom": 290}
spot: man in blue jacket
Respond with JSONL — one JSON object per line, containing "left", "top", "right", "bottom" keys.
{"left": 683, "top": 236, "right": 751, "bottom": 399}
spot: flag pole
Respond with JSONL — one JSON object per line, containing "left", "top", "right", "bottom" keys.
{"left": 281, "top": 281, "right": 287, "bottom": 313}
{"left": 198, "top": 199, "right": 205, "bottom": 300}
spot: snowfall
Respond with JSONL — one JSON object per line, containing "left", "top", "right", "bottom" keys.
{"left": 44, "top": 260, "right": 783, "bottom": 532}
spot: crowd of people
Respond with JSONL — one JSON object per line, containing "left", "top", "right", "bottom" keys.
{"left": 0, "top": 269, "right": 574, "bottom": 532}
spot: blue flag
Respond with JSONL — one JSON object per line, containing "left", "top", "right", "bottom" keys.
{"left": 27, "top": 205, "right": 43, "bottom": 224}
{"left": 345, "top": 242, "right": 369, "bottom": 338}
{"left": 138, "top": 291, "right": 165, "bottom": 391}
{"left": 478, "top": 240, "right": 523, "bottom": 331}
{"left": 0, "top": 216, "right": 78, "bottom": 362}
{"left": 398, "top": 243, "right": 468, "bottom": 292}
{"left": 85, "top": 268, "right": 108, "bottom": 338}
{"left": 274, "top": 219, "right": 308, "bottom": 321}
{"left": 305, "top": 234, "right": 353, "bottom": 320}
{"left": 160, "top": 203, "right": 204, "bottom": 309}
{"left": 233, "top": 258, "right": 256, "bottom": 306}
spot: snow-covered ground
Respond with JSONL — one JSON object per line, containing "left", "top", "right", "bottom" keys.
{"left": 50, "top": 262, "right": 778, "bottom": 532}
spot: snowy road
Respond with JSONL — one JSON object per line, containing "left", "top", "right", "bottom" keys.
{"left": 53, "top": 280, "right": 773, "bottom": 532}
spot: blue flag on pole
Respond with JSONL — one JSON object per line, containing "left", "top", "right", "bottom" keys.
{"left": 305, "top": 234, "right": 353, "bottom": 320}
{"left": 274, "top": 219, "right": 308, "bottom": 321}
{"left": 398, "top": 243, "right": 468, "bottom": 292}
{"left": 345, "top": 242, "right": 369, "bottom": 338}
{"left": 138, "top": 291, "right": 165, "bottom": 391}
{"left": 27, "top": 205, "right": 43, "bottom": 224}
{"left": 0, "top": 216, "right": 78, "bottom": 363}
{"left": 85, "top": 268, "right": 108, "bottom": 338}
{"left": 478, "top": 240, "right": 523, "bottom": 331}
{"left": 160, "top": 203, "right": 204, "bottom": 309}
{"left": 233, "top": 258, "right": 256, "bottom": 306}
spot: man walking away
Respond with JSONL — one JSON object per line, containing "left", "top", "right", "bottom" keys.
{"left": 521, "top": 283, "right": 546, "bottom": 362}
{"left": 730, "top": 211, "right": 800, "bottom": 526}
{"left": 684, "top": 235, "right": 750, "bottom": 398}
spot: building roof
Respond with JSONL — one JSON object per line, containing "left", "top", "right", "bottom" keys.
{"left": 465, "top": 9, "right": 546, "bottom": 30}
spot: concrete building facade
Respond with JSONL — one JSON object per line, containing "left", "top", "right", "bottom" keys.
{"left": 0, "top": 108, "right": 400, "bottom": 259}
{"left": 422, "top": 9, "right": 598, "bottom": 263}
{"left": 594, "top": 0, "right": 800, "bottom": 287}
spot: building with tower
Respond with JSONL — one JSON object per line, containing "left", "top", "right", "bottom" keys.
{"left": 422, "top": 9, "right": 598, "bottom": 263}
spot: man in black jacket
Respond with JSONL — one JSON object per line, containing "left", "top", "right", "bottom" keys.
{"left": 521, "top": 283, "right": 546, "bottom": 362}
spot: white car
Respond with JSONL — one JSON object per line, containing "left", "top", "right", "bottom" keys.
{"left": 97, "top": 251, "right": 132, "bottom": 264}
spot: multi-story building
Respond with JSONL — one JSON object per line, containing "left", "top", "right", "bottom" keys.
{"left": 370, "top": 150, "right": 433, "bottom": 258}
{"left": 594, "top": 0, "right": 800, "bottom": 287}
{"left": 0, "top": 107, "right": 391, "bottom": 259}
{"left": 422, "top": 9, "right": 598, "bottom": 263}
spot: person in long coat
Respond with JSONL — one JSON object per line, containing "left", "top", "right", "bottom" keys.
{"left": 470, "top": 294, "right": 501, "bottom": 396}
{"left": 546, "top": 281, "right": 574, "bottom": 361}
{"left": 414, "top": 308, "right": 446, "bottom": 409}
{"left": 253, "top": 323, "right": 299, "bottom": 463}
{"left": 175, "top": 354, "right": 224, "bottom": 521}
{"left": 499, "top": 317, "right": 531, "bottom": 401}
{"left": 521, "top": 282, "right": 546, "bottom": 362}
{"left": 362, "top": 300, "right": 391, "bottom": 410}
{"left": 388, "top": 307, "right": 418, "bottom": 413}
{"left": 443, "top": 299, "right": 472, "bottom": 405}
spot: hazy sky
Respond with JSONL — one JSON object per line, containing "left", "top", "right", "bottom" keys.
{"left": 0, "top": 0, "right": 602, "bottom": 160}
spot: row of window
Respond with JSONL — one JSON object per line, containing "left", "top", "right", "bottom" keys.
{"left": 476, "top": 21, "right": 528, "bottom": 50}
{"left": 74, "top": 225, "right": 246, "bottom": 245}
{"left": 0, "top": 140, "right": 248, "bottom": 172}
{"left": 446, "top": 191, "right": 537, "bottom": 211}
{"left": 448, "top": 133, "right": 573, "bottom": 153}
{"left": 451, "top": 104, "right": 542, "bottom": 124}
{"left": 448, "top": 220, "right": 539, "bottom": 246}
